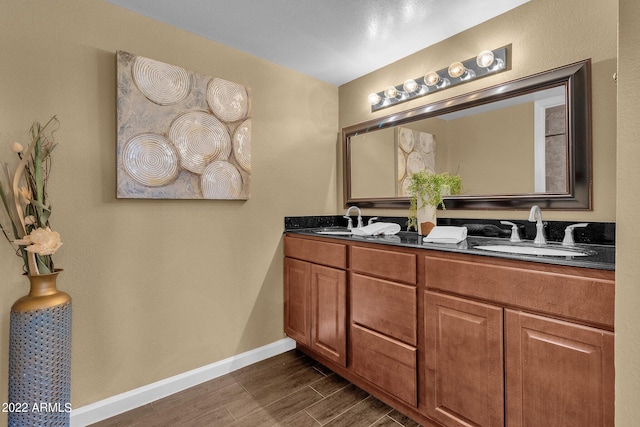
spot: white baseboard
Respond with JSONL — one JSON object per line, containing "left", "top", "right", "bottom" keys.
{"left": 70, "top": 337, "right": 296, "bottom": 427}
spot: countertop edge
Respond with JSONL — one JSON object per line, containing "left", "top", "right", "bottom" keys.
{"left": 284, "top": 229, "right": 615, "bottom": 272}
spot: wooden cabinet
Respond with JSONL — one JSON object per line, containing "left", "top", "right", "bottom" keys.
{"left": 350, "top": 245, "right": 418, "bottom": 407}
{"left": 424, "top": 252, "right": 615, "bottom": 427}
{"left": 284, "top": 236, "right": 347, "bottom": 366}
{"left": 310, "top": 263, "right": 347, "bottom": 366}
{"left": 284, "top": 257, "right": 311, "bottom": 346}
{"left": 424, "top": 291, "right": 504, "bottom": 427}
{"left": 351, "top": 273, "right": 417, "bottom": 345}
{"left": 505, "top": 310, "right": 614, "bottom": 427}
{"left": 351, "top": 323, "right": 417, "bottom": 406}
{"left": 284, "top": 233, "right": 615, "bottom": 427}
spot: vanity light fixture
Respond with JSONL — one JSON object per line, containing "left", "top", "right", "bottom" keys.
{"left": 424, "top": 71, "right": 440, "bottom": 86}
{"left": 476, "top": 49, "right": 504, "bottom": 71}
{"left": 367, "top": 92, "right": 382, "bottom": 105}
{"left": 448, "top": 61, "right": 475, "bottom": 80}
{"left": 424, "top": 71, "right": 450, "bottom": 89}
{"left": 447, "top": 61, "right": 466, "bottom": 78}
{"left": 384, "top": 85, "right": 398, "bottom": 99}
{"left": 403, "top": 78, "right": 419, "bottom": 93}
{"left": 368, "top": 46, "right": 509, "bottom": 112}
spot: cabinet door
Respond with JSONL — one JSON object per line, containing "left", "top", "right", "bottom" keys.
{"left": 424, "top": 291, "right": 504, "bottom": 427}
{"left": 284, "top": 257, "right": 311, "bottom": 346}
{"left": 311, "top": 264, "right": 347, "bottom": 366}
{"left": 505, "top": 310, "right": 614, "bottom": 427}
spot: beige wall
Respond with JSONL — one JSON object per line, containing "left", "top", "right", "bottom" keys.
{"left": 339, "top": 0, "right": 617, "bottom": 222}
{"left": 0, "top": 0, "right": 337, "bottom": 415}
{"left": 616, "top": 0, "right": 640, "bottom": 424}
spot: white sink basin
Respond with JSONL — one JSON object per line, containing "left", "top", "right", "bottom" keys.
{"left": 474, "top": 244, "right": 592, "bottom": 257}
{"left": 315, "top": 231, "right": 353, "bottom": 235}
{"left": 313, "top": 227, "right": 353, "bottom": 235}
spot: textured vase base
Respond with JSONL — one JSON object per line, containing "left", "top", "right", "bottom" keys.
{"left": 9, "top": 302, "right": 72, "bottom": 427}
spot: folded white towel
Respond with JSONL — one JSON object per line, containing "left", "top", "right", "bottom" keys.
{"left": 351, "top": 222, "right": 401, "bottom": 236}
{"left": 423, "top": 226, "right": 468, "bottom": 244}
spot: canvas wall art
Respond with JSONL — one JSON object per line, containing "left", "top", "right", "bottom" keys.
{"left": 396, "top": 127, "right": 436, "bottom": 196}
{"left": 116, "top": 51, "right": 251, "bottom": 199}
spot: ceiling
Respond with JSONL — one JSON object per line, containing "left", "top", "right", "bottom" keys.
{"left": 106, "top": 0, "right": 529, "bottom": 86}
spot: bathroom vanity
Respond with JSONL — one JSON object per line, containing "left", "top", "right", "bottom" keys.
{"left": 283, "top": 229, "right": 614, "bottom": 427}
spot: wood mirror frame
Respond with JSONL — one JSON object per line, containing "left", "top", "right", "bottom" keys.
{"left": 343, "top": 59, "right": 592, "bottom": 210}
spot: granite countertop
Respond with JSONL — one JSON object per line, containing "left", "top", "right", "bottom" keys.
{"left": 285, "top": 228, "right": 615, "bottom": 271}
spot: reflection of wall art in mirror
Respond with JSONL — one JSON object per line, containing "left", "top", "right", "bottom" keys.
{"left": 395, "top": 127, "right": 436, "bottom": 197}
{"left": 116, "top": 51, "right": 251, "bottom": 199}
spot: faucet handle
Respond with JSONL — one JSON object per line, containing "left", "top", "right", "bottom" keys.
{"left": 368, "top": 217, "right": 379, "bottom": 226}
{"left": 343, "top": 215, "right": 354, "bottom": 230}
{"left": 500, "top": 221, "right": 521, "bottom": 242}
{"left": 562, "top": 223, "right": 589, "bottom": 246}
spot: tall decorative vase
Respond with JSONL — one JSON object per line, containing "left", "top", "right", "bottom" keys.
{"left": 8, "top": 269, "right": 71, "bottom": 427}
{"left": 417, "top": 204, "right": 437, "bottom": 236}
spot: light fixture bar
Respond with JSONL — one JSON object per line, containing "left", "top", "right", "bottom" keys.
{"left": 369, "top": 46, "right": 508, "bottom": 112}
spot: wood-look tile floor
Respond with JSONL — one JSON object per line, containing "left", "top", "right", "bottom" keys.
{"left": 90, "top": 349, "right": 422, "bottom": 427}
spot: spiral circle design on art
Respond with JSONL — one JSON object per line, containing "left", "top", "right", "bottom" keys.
{"left": 401, "top": 177, "right": 411, "bottom": 197}
{"left": 418, "top": 132, "right": 435, "bottom": 154}
{"left": 207, "top": 78, "right": 248, "bottom": 122}
{"left": 169, "top": 111, "right": 231, "bottom": 174}
{"left": 200, "top": 161, "right": 243, "bottom": 199}
{"left": 398, "top": 128, "right": 415, "bottom": 153}
{"left": 122, "top": 133, "right": 180, "bottom": 187}
{"left": 233, "top": 119, "right": 251, "bottom": 172}
{"left": 407, "top": 151, "right": 427, "bottom": 175}
{"left": 132, "top": 56, "right": 191, "bottom": 105}
{"left": 397, "top": 148, "right": 406, "bottom": 181}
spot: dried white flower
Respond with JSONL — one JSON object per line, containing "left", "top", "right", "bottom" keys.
{"left": 11, "top": 142, "right": 24, "bottom": 153}
{"left": 15, "top": 227, "right": 62, "bottom": 256}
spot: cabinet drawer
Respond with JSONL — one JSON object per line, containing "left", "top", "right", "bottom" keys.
{"left": 351, "top": 246, "right": 417, "bottom": 284}
{"left": 351, "top": 273, "right": 417, "bottom": 345}
{"left": 425, "top": 254, "right": 615, "bottom": 330}
{"left": 284, "top": 236, "right": 346, "bottom": 269}
{"left": 351, "top": 324, "right": 417, "bottom": 407}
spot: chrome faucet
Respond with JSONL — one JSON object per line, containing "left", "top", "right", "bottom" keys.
{"left": 528, "top": 205, "right": 546, "bottom": 245}
{"left": 500, "top": 221, "right": 521, "bottom": 242}
{"left": 344, "top": 206, "right": 363, "bottom": 230}
{"left": 563, "top": 223, "right": 589, "bottom": 246}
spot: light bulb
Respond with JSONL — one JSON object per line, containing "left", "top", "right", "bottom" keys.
{"left": 476, "top": 50, "right": 495, "bottom": 68}
{"left": 424, "top": 71, "right": 440, "bottom": 86}
{"left": 403, "top": 79, "right": 418, "bottom": 93}
{"left": 448, "top": 62, "right": 466, "bottom": 78}
{"left": 368, "top": 92, "right": 382, "bottom": 105}
{"left": 384, "top": 86, "right": 398, "bottom": 98}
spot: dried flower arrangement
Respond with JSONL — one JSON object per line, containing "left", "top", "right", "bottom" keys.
{"left": 0, "top": 116, "right": 62, "bottom": 275}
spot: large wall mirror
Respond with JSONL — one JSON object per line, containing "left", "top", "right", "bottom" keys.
{"left": 343, "top": 60, "right": 592, "bottom": 210}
